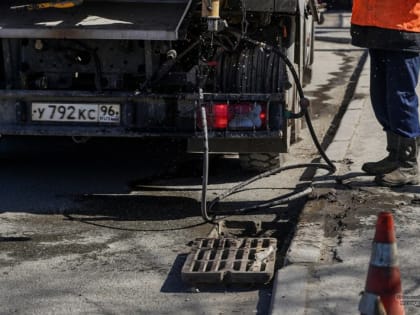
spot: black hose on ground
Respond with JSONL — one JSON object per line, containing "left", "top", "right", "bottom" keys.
{"left": 200, "top": 38, "right": 337, "bottom": 223}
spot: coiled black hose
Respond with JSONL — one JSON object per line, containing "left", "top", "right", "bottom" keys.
{"left": 200, "top": 38, "right": 337, "bottom": 223}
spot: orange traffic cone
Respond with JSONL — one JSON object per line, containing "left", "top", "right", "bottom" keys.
{"left": 359, "top": 211, "right": 405, "bottom": 315}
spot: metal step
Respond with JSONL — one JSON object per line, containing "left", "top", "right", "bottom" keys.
{"left": 181, "top": 237, "right": 277, "bottom": 285}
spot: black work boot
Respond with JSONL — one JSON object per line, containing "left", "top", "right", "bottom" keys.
{"left": 362, "top": 132, "right": 398, "bottom": 175}
{"left": 375, "top": 136, "right": 419, "bottom": 187}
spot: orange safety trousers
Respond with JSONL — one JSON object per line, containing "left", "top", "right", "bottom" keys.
{"left": 351, "top": 0, "right": 420, "bottom": 32}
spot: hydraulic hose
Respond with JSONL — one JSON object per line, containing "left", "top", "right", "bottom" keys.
{"left": 200, "top": 38, "right": 337, "bottom": 223}
{"left": 201, "top": 106, "right": 212, "bottom": 222}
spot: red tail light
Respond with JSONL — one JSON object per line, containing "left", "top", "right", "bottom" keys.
{"left": 198, "top": 102, "right": 267, "bottom": 130}
{"left": 259, "top": 111, "right": 267, "bottom": 125}
{"left": 212, "top": 103, "right": 229, "bottom": 129}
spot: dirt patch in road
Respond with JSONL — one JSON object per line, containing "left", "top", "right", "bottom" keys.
{"left": 318, "top": 186, "right": 414, "bottom": 263}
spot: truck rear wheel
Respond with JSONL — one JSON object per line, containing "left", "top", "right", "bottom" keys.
{"left": 239, "top": 153, "right": 285, "bottom": 172}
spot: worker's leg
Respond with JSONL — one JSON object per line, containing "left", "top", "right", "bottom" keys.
{"left": 369, "top": 49, "right": 390, "bottom": 131}
{"left": 386, "top": 50, "right": 420, "bottom": 138}
{"left": 362, "top": 49, "right": 398, "bottom": 175}
{"left": 376, "top": 50, "right": 420, "bottom": 186}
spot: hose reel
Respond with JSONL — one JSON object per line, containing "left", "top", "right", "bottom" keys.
{"left": 216, "top": 46, "right": 290, "bottom": 94}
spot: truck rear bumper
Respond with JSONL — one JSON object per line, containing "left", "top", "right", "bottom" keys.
{"left": 0, "top": 89, "right": 287, "bottom": 152}
{"left": 0, "top": 90, "right": 180, "bottom": 134}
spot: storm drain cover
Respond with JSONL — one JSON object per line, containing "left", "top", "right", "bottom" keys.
{"left": 181, "top": 238, "right": 277, "bottom": 285}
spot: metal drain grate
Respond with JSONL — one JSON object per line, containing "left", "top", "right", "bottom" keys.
{"left": 181, "top": 238, "right": 277, "bottom": 285}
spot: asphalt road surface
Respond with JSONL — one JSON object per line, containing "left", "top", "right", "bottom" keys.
{"left": 0, "top": 12, "right": 363, "bottom": 315}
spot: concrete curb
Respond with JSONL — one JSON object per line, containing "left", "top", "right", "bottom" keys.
{"left": 269, "top": 51, "right": 370, "bottom": 314}
{"left": 269, "top": 265, "right": 309, "bottom": 315}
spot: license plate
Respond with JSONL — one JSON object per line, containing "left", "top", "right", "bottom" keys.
{"left": 31, "top": 103, "right": 121, "bottom": 124}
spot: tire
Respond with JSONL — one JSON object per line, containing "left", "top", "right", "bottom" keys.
{"left": 239, "top": 153, "right": 285, "bottom": 172}
{"left": 302, "top": 65, "right": 313, "bottom": 87}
